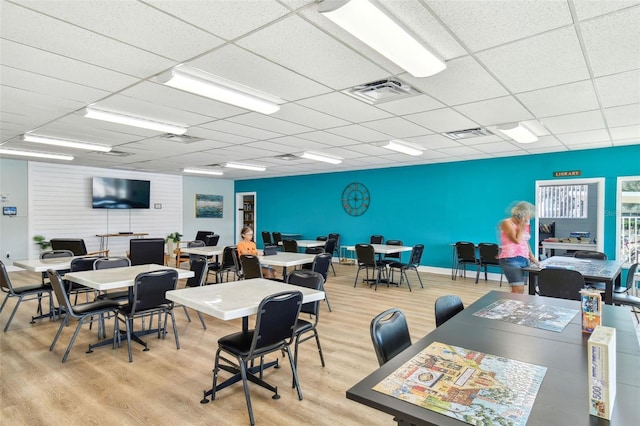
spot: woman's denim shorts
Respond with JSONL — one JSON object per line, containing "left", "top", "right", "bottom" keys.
{"left": 499, "top": 256, "right": 530, "bottom": 285}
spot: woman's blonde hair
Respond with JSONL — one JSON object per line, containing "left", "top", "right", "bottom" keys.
{"left": 511, "top": 201, "right": 535, "bottom": 219}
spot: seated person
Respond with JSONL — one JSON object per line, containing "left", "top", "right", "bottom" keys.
{"left": 237, "top": 226, "right": 276, "bottom": 279}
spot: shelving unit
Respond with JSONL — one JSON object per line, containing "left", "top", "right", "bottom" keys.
{"left": 242, "top": 196, "right": 254, "bottom": 231}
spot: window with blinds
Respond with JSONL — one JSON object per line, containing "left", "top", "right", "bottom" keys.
{"left": 538, "top": 185, "right": 588, "bottom": 218}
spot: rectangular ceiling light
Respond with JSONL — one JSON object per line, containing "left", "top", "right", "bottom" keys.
{"left": 83, "top": 107, "right": 188, "bottom": 135}
{"left": 183, "top": 168, "right": 224, "bottom": 176}
{"left": 301, "top": 151, "right": 343, "bottom": 164}
{"left": 0, "top": 148, "right": 74, "bottom": 161}
{"left": 383, "top": 139, "right": 423, "bottom": 156}
{"left": 158, "top": 65, "right": 282, "bottom": 115}
{"left": 224, "top": 162, "right": 267, "bottom": 172}
{"left": 497, "top": 122, "right": 538, "bottom": 143}
{"left": 319, "top": 0, "right": 446, "bottom": 77}
{"left": 22, "top": 134, "right": 112, "bottom": 152}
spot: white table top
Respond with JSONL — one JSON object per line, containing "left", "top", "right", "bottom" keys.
{"left": 344, "top": 244, "right": 413, "bottom": 254}
{"left": 293, "top": 240, "right": 326, "bottom": 248}
{"left": 541, "top": 241, "right": 597, "bottom": 251}
{"left": 64, "top": 264, "right": 194, "bottom": 291}
{"left": 166, "top": 278, "right": 324, "bottom": 321}
{"left": 13, "top": 256, "right": 80, "bottom": 272}
{"left": 257, "top": 252, "right": 316, "bottom": 267}
{"left": 179, "top": 246, "right": 224, "bottom": 256}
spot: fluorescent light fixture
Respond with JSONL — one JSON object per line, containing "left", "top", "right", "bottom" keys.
{"left": 183, "top": 168, "right": 224, "bottom": 176}
{"left": 497, "top": 122, "right": 538, "bottom": 144}
{"left": 158, "top": 66, "right": 282, "bottom": 115}
{"left": 319, "top": 0, "right": 446, "bottom": 77}
{"left": 224, "top": 162, "right": 267, "bottom": 172}
{"left": 383, "top": 139, "right": 423, "bottom": 156}
{"left": 22, "top": 134, "right": 111, "bottom": 152}
{"left": 300, "top": 151, "right": 343, "bottom": 164}
{"left": 0, "top": 148, "right": 74, "bottom": 161}
{"left": 83, "top": 107, "right": 188, "bottom": 135}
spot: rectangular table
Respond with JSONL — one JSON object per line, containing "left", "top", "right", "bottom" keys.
{"left": 525, "top": 256, "right": 623, "bottom": 305}
{"left": 257, "top": 252, "right": 316, "bottom": 277}
{"left": 13, "top": 256, "right": 81, "bottom": 272}
{"left": 96, "top": 232, "right": 148, "bottom": 251}
{"left": 179, "top": 247, "right": 224, "bottom": 257}
{"left": 345, "top": 244, "right": 413, "bottom": 255}
{"left": 347, "top": 290, "right": 640, "bottom": 426}
{"left": 541, "top": 241, "right": 597, "bottom": 257}
{"left": 64, "top": 264, "right": 193, "bottom": 291}
{"left": 290, "top": 240, "right": 326, "bottom": 249}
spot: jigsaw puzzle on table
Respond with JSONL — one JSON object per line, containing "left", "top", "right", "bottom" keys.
{"left": 373, "top": 341, "right": 546, "bottom": 426}
{"left": 472, "top": 299, "right": 579, "bottom": 332}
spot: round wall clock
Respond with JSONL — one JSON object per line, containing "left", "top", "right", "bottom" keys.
{"left": 342, "top": 182, "right": 370, "bottom": 216}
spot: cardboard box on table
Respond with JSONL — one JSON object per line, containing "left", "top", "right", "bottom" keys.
{"left": 587, "top": 325, "right": 616, "bottom": 420}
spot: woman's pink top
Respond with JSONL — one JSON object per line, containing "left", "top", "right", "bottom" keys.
{"left": 499, "top": 219, "right": 531, "bottom": 259}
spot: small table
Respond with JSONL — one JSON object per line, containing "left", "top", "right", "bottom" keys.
{"left": 13, "top": 256, "right": 80, "bottom": 272}
{"left": 64, "top": 263, "right": 193, "bottom": 291}
{"left": 96, "top": 232, "right": 148, "bottom": 252}
{"left": 292, "top": 240, "right": 326, "bottom": 250}
{"left": 541, "top": 241, "right": 597, "bottom": 257}
{"left": 346, "top": 291, "right": 640, "bottom": 425}
{"left": 257, "top": 252, "right": 316, "bottom": 277}
{"left": 344, "top": 244, "right": 413, "bottom": 255}
{"left": 525, "top": 256, "right": 623, "bottom": 305}
{"left": 280, "top": 233, "right": 302, "bottom": 239}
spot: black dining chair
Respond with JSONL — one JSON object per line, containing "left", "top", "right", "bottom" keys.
{"left": 323, "top": 238, "right": 338, "bottom": 276}
{"left": 208, "top": 245, "right": 239, "bottom": 283}
{"left": 176, "top": 258, "right": 207, "bottom": 329}
{"left": 434, "top": 295, "right": 464, "bottom": 327}
{"left": 239, "top": 254, "right": 262, "bottom": 279}
{"left": 94, "top": 257, "right": 132, "bottom": 303}
{"left": 537, "top": 269, "right": 585, "bottom": 301}
{"left": 612, "top": 263, "right": 640, "bottom": 322}
{"left": 388, "top": 244, "right": 424, "bottom": 291}
{"left": 476, "top": 242, "right": 503, "bottom": 285}
{"left": 370, "top": 308, "right": 411, "bottom": 366}
{"left": 129, "top": 238, "right": 165, "bottom": 266}
{"left": 311, "top": 252, "right": 333, "bottom": 312}
{"left": 261, "top": 231, "right": 273, "bottom": 247}
{"left": 354, "top": 244, "right": 386, "bottom": 290}
{"left": 454, "top": 241, "right": 479, "bottom": 281}
{"left": 282, "top": 239, "right": 299, "bottom": 253}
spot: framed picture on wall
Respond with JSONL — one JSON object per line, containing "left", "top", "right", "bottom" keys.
{"left": 195, "top": 194, "right": 223, "bottom": 218}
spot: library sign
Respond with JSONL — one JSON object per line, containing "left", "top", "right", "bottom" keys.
{"left": 553, "top": 170, "right": 582, "bottom": 177}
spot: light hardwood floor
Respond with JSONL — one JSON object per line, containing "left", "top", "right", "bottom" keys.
{"left": 1, "top": 264, "right": 638, "bottom": 425}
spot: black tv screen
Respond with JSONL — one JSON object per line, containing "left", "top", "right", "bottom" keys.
{"left": 92, "top": 177, "right": 150, "bottom": 209}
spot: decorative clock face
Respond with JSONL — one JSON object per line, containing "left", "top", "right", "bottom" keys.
{"left": 342, "top": 182, "right": 370, "bottom": 216}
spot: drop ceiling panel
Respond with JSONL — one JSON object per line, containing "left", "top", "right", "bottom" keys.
{"left": 42, "top": 114, "right": 154, "bottom": 141}
{"left": 573, "top": 1, "right": 640, "bottom": 20}
{"left": 326, "top": 125, "right": 389, "bottom": 143}
{"left": 361, "top": 117, "right": 431, "bottom": 139}
{"left": 243, "top": 140, "right": 303, "bottom": 154}
{"left": 296, "top": 131, "right": 361, "bottom": 147}
{"left": 263, "top": 135, "right": 332, "bottom": 151}
{"left": 543, "top": 110, "right": 606, "bottom": 134}
{"left": 556, "top": 129, "right": 611, "bottom": 145}
{"left": 594, "top": 70, "right": 640, "bottom": 108}
{"left": 603, "top": 104, "right": 640, "bottom": 127}
{"left": 454, "top": 96, "right": 533, "bottom": 127}
{"left": 228, "top": 113, "right": 313, "bottom": 135}
{"left": 298, "top": 92, "right": 393, "bottom": 123}
{"left": 272, "top": 104, "right": 350, "bottom": 129}
{"left": 609, "top": 125, "right": 640, "bottom": 140}
{"left": 186, "top": 127, "right": 256, "bottom": 145}
{"left": 516, "top": 80, "right": 600, "bottom": 117}
{"left": 520, "top": 135, "right": 566, "bottom": 149}
{"left": 405, "top": 134, "right": 463, "bottom": 150}
{"left": 404, "top": 108, "right": 478, "bottom": 133}
{"left": 124, "top": 137, "right": 229, "bottom": 155}
{"left": 477, "top": 26, "right": 590, "bottom": 93}
{"left": 340, "top": 143, "right": 389, "bottom": 156}
{"left": 375, "top": 94, "right": 444, "bottom": 116}
{"left": 199, "top": 120, "right": 282, "bottom": 140}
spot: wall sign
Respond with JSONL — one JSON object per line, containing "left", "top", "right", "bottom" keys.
{"left": 553, "top": 170, "right": 581, "bottom": 177}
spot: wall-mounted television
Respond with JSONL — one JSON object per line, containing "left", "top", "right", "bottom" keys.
{"left": 92, "top": 177, "right": 150, "bottom": 209}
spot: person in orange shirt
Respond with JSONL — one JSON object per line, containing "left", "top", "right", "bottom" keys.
{"left": 237, "top": 226, "right": 275, "bottom": 278}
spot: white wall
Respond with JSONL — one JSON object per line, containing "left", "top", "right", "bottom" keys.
{"left": 182, "top": 176, "right": 235, "bottom": 247}
{"left": 0, "top": 158, "right": 29, "bottom": 261}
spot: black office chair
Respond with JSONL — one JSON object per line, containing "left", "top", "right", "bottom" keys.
{"left": 454, "top": 241, "right": 479, "bottom": 280}
{"left": 287, "top": 270, "right": 325, "bottom": 381}
{"left": 538, "top": 269, "right": 585, "bottom": 301}
{"left": 476, "top": 242, "right": 503, "bottom": 285}
{"left": 0, "top": 260, "right": 54, "bottom": 332}
{"left": 129, "top": 238, "right": 165, "bottom": 266}
{"left": 370, "top": 308, "right": 411, "bottom": 366}
{"left": 388, "top": 244, "right": 424, "bottom": 291}
{"left": 434, "top": 295, "right": 464, "bottom": 327}
{"left": 282, "top": 239, "right": 298, "bottom": 253}
{"left": 211, "top": 291, "right": 303, "bottom": 426}
{"left": 176, "top": 258, "right": 207, "bottom": 329}
{"left": 46, "top": 269, "right": 119, "bottom": 362}
{"left": 354, "top": 244, "right": 386, "bottom": 290}
{"left": 114, "top": 269, "right": 180, "bottom": 362}
{"left": 612, "top": 263, "right": 640, "bottom": 322}
{"left": 240, "top": 254, "right": 262, "bottom": 279}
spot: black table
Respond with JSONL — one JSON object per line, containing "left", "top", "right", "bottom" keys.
{"left": 525, "top": 256, "right": 624, "bottom": 305}
{"left": 346, "top": 291, "right": 640, "bottom": 426}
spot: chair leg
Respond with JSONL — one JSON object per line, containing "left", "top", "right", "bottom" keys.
{"left": 330, "top": 262, "right": 336, "bottom": 276}
{"left": 3, "top": 294, "right": 25, "bottom": 332}
{"left": 239, "top": 358, "right": 256, "bottom": 426}
{"left": 354, "top": 267, "right": 361, "bottom": 287}
{"left": 285, "top": 345, "right": 303, "bottom": 401}
{"left": 475, "top": 264, "right": 481, "bottom": 284}
{"left": 413, "top": 267, "right": 424, "bottom": 288}
{"left": 169, "top": 310, "right": 180, "bottom": 350}
{"left": 321, "top": 281, "right": 332, "bottom": 312}
{"left": 0, "top": 293, "right": 10, "bottom": 315}
{"left": 62, "top": 317, "right": 88, "bottom": 363}
{"left": 50, "top": 315, "right": 70, "bottom": 352}
{"left": 125, "top": 317, "right": 134, "bottom": 362}
{"left": 403, "top": 270, "right": 412, "bottom": 292}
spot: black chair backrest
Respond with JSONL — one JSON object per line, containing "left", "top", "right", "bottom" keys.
{"left": 311, "top": 252, "right": 332, "bottom": 281}
{"left": 370, "top": 308, "right": 411, "bottom": 366}
{"left": 1, "top": 260, "right": 14, "bottom": 292}
{"left": 574, "top": 251, "right": 607, "bottom": 260}
{"left": 240, "top": 254, "right": 262, "bottom": 279}
{"left": 305, "top": 246, "right": 325, "bottom": 255}
{"left": 41, "top": 250, "right": 74, "bottom": 259}
{"left": 282, "top": 239, "right": 298, "bottom": 253}
{"left": 186, "top": 257, "right": 207, "bottom": 288}
{"left": 324, "top": 239, "right": 337, "bottom": 258}
{"left": 94, "top": 257, "right": 130, "bottom": 269}
{"left": 262, "top": 231, "right": 273, "bottom": 246}
{"left": 47, "top": 269, "right": 74, "bottom": 315}
{"left": 287, "top": 270, "right": 323, "bottom": 315}
{"left": 129, "top": 238, "right": 165, "bottom": 266}
{"left": 249, "top": 291, "right": 302, "bottom": 355}
{"left": 195, "top": 231, "right": 215, "bottom": 245}
{"left": 384, "top": 240, "right": 403, "bottom": 260}
{"left": 272, "top": 232, "right": 282, "bottom": 245}
{"left": 221, "top": 245, "right": 237, "bottom": 269}
{"left": 478, "top": 243, "right": 500, "bottom": 265}
{"left": 370, "top": 235, "right": 384, "bottom": 244}
{"left": 50, "top": 239, "right": 88, "bottom": 256}
{"left": 327, "top": 233, "right": 340, "bottom": 252}
{"left": 623, "top": 263, "right": 639, "bottom": 291}
{"left": 408, "top": 244, "right": 424, "bottom": 266}
{"left": 455, "top": 241, "right": 477, "bottom": 262}
{"left": 187, "top": 240, "right": 206, "bottom": 261}
{"left": 316, "top": 235, "right": 328, "bottom": 241}
{"left": 435, "top": 295, "right": 464, "bottom": 327}
{"left": 129, "top": 269, "right": 178, "bottom": 314}
{"left": 538, "top": 269, "right": 585, "bottom": 301}
{"left": 206, "top": 234, "right": 220, "bottom": 247}
{"left": 355, "top": 244, "right": 376, "bottom": 267}
{"left": 70, "top": 256, "right": 104, "bottom": 272}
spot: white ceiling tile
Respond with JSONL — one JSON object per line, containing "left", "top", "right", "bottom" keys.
{"left": 375, "top": 94, "right": 444, "bottom": 115}
{"left": 556, "top": 129, "right": 611, "bottom": 145}
{"left": 402, "top": 56, "right": 509, "bottom": 106}
{"left": 526, "top": 145, "right": 569, "bottom": 154}
{"left": 541, "top": 110, "right": 606, "bottom": 134}
{"left": 594, "top": 70, "right": 640, "bottom": 108}
{"left": 187, "top": 127, "right": 256, "bottom": 145}
{"left": 454, "top": 96, "right": 533, "bottom": 126}
{"left": 262, "top": 135, "right": 331, "bottom": 151}
{"left": 574, "top": 1, "right": 640, "bottom": 20}
{"left": 325, "top": 125, "right": 389, "bottom": 143}
{"left": 404, "top": 108, "right": 479, "bottom": 133}
{"left": 518, "top": 135, "right": 565, "bottom": 149}
{"left": 240, "top": 140, "right": 299, "bottom": 154}
{"left": 455, "top": 134, "right": 505, "bottom": 146}
{"left": 296, "top": 131, "right": 361, "bottom": 147}
{"left": 603, "top": 104, "right": 640, "bottom": 127}
{"left": 360, "top": 117, "right": 431, "bottom": 138}
{"left": 609, "top": 125, "right": 640, "bottom": 140}
{"left": 473, "top": 141, "right": 522, "bottom": 153}
{"left": 298, "top": 92, "right": 392, "bottom": 122}
{"left": 436, "top": 145, "right": 484, "bottom": 156}
{"left": 581, "top": 7, "right": 640, "bottom": 77}
{"left": 199, "top": 120, "right": 282, "bottom": 140}
{"left": 477, "top": 26, "right": 590, "bottom": 93}
{"left": 404, "top": 134, "right": 463, "bottom": 150}
{"left": 228, "top": 113, "right": 313, "bottom": 135}
{"left": 566, "top": 141, "right": 614, "bottom": 150}
{"left": 341, "top": 143, "right": 391, "bottom": 156}
{"left": 271, "top": 104, "right": 350, "bottom": 129}
{"left": 611, "top": 139, "right": 640, "bottom": 147}
{"left": 237, "top": 15, "right": 388, "bottom": 90}
{"left": 517, "top": 80, "right": 600, "bottom": 117}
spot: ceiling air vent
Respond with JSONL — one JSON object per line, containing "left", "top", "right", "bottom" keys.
{"left": 343, "top": 78, "right": 421, "bottom": 105}
{"left": 274, "top": 154, "right": 299, "bottom": 161}
{"left": 99, "top": 150, "right": 133, "bottom": 157}
{"left": 160, "top": 133, "right": 203, "bottom": 143}
{"left": 443, "top": 127, "right": 493, "bottom": 140}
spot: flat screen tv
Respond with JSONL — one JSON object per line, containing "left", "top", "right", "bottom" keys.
{"left": 92, "top": 177, "right": 150, "bottom": 209}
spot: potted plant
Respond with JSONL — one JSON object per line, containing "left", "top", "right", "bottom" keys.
{"left": 33, "top": 235, "right": 51, "bottom": 251}
{"left": 165, "top": 232, "right": 182, "bottom": 256}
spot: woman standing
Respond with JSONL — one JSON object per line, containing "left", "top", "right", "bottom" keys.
{"left": 499, "top": 201, "right": 540, "bottom": 294}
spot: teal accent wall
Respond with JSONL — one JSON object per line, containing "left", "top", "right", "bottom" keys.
{"left": 236, "top": 145, "right": 639, "bottom": 269}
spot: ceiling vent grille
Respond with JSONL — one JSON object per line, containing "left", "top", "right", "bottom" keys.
{"left": 274, "top": 154, "right": 299, "bottom": 161}
{"left": 99, "top": 150, "right": 133, "bottom": 157}
{"left": 160, "top": 133, "right": 203, "bottom": 143}
{"left": 443, "top": 127, "right": 493, "bottom": 140}
{"left": 343, "top": 78, "right": 421, "bottom": 105}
